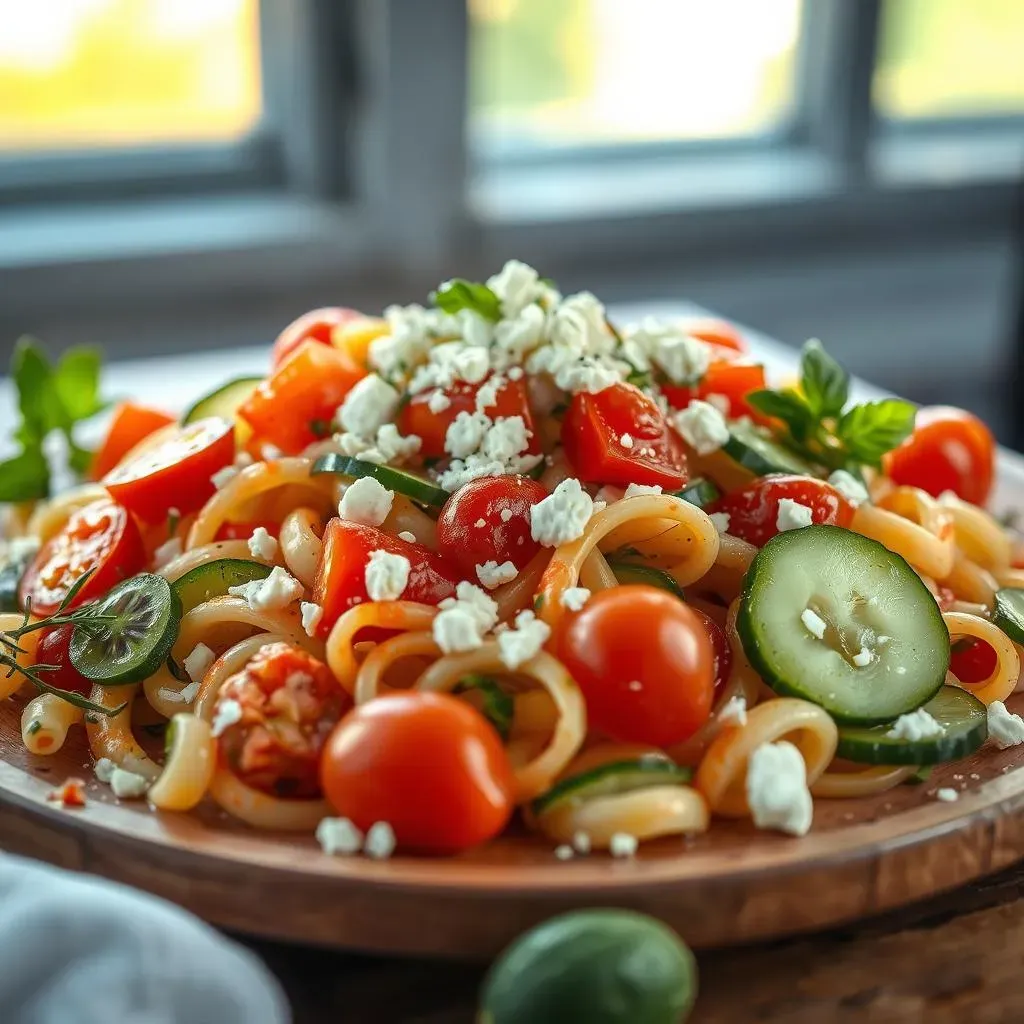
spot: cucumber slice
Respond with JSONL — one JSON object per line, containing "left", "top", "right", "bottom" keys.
{"left": 172, "top": 558, "right": 272, "bottom": 616}
{"left": 671, "top": 477, "right": 720, "bottom": 509}
{"left": 181, "top": 377, "right": 262, "bottom": 426}
{"left": 0, "top": 544, "right": 37, "bottom": 613}
{"left": 532, "top": 757, "right": 692, "bottom": 817}
{"left": 836, "top": 686, "right": 987, "bottom": 765}
{"left": 605, "top": 559, "right": 685, "bottom": 600}
{"left": 723, "top": 419, "right": 819, "bottom": 477}
{"left": 312, "top": 453, "right": 450, "bottom": 508}
{"left": 993, "top": 589, "right": 1024, "bottom": 645}
{"left": 738, "top": 525, "right": 949, "bottom": 725}
{"left": 454, "top": 675, "right": 514, "bottom": 741}
{"left": 69, "top": 574, "right": 182, "bottom": 685}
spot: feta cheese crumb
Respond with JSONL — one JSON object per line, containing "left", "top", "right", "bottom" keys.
{"left": 476, "top": 560, "right": 518, "bottom": 590}
{"left": 709, "top": 512, "right": 730, "bottom": 534}
{"left": 936, "top": 787, "right": 959, "bottom": 803}
{"left": 852, "top": 645, "right": 874, "bottom": 668}
{"left": 560, "top": 587, "right": 591, "bottom": 612}
{"left": 609, "top": 832, "right": 638, "bottom": 858}
{"left": 364, "top": 821, "right": 397, "bottom": 860}
{"left": 94, "top": 757, "right": 116, "bottom": 784}
{"left": 572, "top": 830, "right": 592, "bottom": 855}
{"left": 247, "top": 526, "right": 278, "bottom": 561}
{"left": 211, "top": 698, "right": 243, "bottom": 738}
{"left": 365, "top": 550, "right": 410, "bottom": 601}
{"left": 828, "top": 469, "right": 869, "bottom": 506}
{"left": 211, "top": 465, "right": 239, "bottom": 490}
{"left": 987, "top": 701, "right": 1024, "bottom": 749}
{"left": 673, "top": 400, "right": 729, "bottom": 456}
{"left": 110, "top": 768, "right": 149, "bottom": 800}
{"left": 530, "top": 478, "right": 594, "bottom": 547}
{"left": 152, "top": 537, "right": 182, "bottom": 570}
{"left": 718, "top": 695, "right": 748, "bottom": 728}
{"left": 619, "top": 433, "right": 634, "bottom": 449}
{"left": 623, "top": 483, "right": 662, "bottom": 498}
{"left": 497, "top": 610, "right": 551, "bottom": 669}
{"left": 397, "top": 530, "right": 417, "bottom": 543}
{"left": 801, "top": 607, "right": 827, "bottom": 640}
{"left": 433, "top": 582, "right": 500, "bottom": 653}
{"left": 316, "top": 817, "right": 363, "bottom": 856}
{"left": 887, "top": 707, "right": 945, "bottom": 741}
{"left": 183, "top": 642, "right": 215, "bottom": 683}
{"left": 338, "top": 476, "right": 394, "bottom": 527}
{"left": 554, "top": 844, "right": 575, "bottom": 861}
{"left": 776, "top": 498, "right": 813, "bottom": 532}
{"left": 337, "top": 373, "right": 400, "bottom": 437}
{"left": 300, "top": 601, "right": 323, "bottom": 638}
{"left": 228, "top": 566, "right": 303, "bottom": 611}
{"left": 746, "top": 741, "right": 813, "bottom": 836}
{"left": 499, "top": 508, "right": 514, "bottom": 523}
{"left": 157, "top": 681, "right": 200, "bottom": 706}
{"left": 427, "top": 389, "right": 452, "bottom": 414}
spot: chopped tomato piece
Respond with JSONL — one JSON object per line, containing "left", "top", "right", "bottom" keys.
{"left": 950, "top": 637, "right": 997, "bottom": 687}
{"left": 681, "top": 316, "right": 747, "bottom": 354}
{"left": 103, "top": 417, "right": 235, "bottom": 522}
{"left": 312, "top": 521, "right": 462, "bottom": 637}
{"left": 561, "top": 382, "right": 688, "bottom": 489}
{"left": 270, "top": 307, "right": 365, "bottom": 368}
{"left": 19, "top": 500, "right": 145, "bottom": 616}
{"left": 48, "top": 778, "right": 87, "bottom": 807}
{"left": 34, "top": 625, "right": 93, "bottom": 697}
{"left": 711, "top": 474, "right": 854, "bottom": 548}
{"left": 215, "top": 519, "right": 281, "bottom": 542}
{"left": 398, "top": 375, "right": 539, "bottom": 460}
{"left": 239, "top": 341, "right": 365, "bottom": 455}
{"left": 663, "top": 361, "right": 768, "bottom": 421}
{"left": 90, "top": 402, "right": 176, "bottom": 481}
{"left": 693, "top": 608, "right": 731, "bottom": 700}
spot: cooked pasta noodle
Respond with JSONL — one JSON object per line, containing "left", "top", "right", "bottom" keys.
{"left": 148, "top": 714, "right": 216, "bottom": 812}
{"left": 21, "top": 693, "right": 83, "bottom": 755}
{"left": 944, "top": 611, "right": 1020, "bottom": 705}
{"left": 208, "top": 769, "right": 330, "bottom": 830}
{"left": 279, "top": 507, "right": 325, "bottom": 588}
{"left": 84, "top": 685, "right": 161, "bottom": 780}
{"left": 811, "top": 763, "right": 917, "bottom": 799}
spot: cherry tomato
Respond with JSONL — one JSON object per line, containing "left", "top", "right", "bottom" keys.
{"left": 214, "top": 519, "right": 281, "bottom": 542}
{"left": 562, "top": 382, "right": 688, "bottom": 489}
{"left": 693, "top": 608, "right": 731, "bottom": 699}
{"left": 950, "top": 637, "right": 997, "bottom": 687}
{"left": 33, "top": 625, "right": 92, "bottom": 697}
{"left": 214, "top": 642, "right": 350, "bottom": 799}
{"left": 103, "top": 417, "right": 235, "bottom": 523}
{"left": 312, "top": 520, "right": 462, "bottom": 637}
{"left": 90, "top": 402, "right": 176, "bottom": 481}
{"left": 19, "top": 500, "right": 145, "bottom": 616}
{"left": 270, "top": 307, "right": 364, "bottom": 368}
{"left": 398, "top": 375, "right": 539, "bottom": 460}
{"left": 682, "top": 316, "right": 746, "bottom": 354}
{"left": 321, "top": 691, "right": 515, "bottom": 853}
{"left": 884, "top": 406, "right": 995, "bottom": 506}
{"left": 239, "top": 341, "right": 365, "bottom": 455}
{"left": 436, "top": 475, "right": 548, "bottom": 576}
{"left": 553, "top": 584, "right": 714, "bottom": 746}
{"left": 663, "top": 361, "right": 768, "bottom": 421}
{"left": 711, "top": 475, "right": 854, "bottom": 548}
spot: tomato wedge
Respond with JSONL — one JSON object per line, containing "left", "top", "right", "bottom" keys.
{"left": 398, "top": 375, "right": 539, "bottom": 460}
{"left": 682, "top": 316, "right": 746, "bottom": 354}
{"left": 239, "top": 341, "right": 365, "bottom": 455}
{"left": 90, "top": 402, "right": 177, "bottom": 481}
{"left": 103, "top": 417, "right": 235, "bottom": 523}
{"left": 663, "top": 361, "right": 767, "bottom": 421}
{"left": 561, "top": 382, "right": 688, "bottom": 489}
{"left": 312, "top": 520, "right": 462, "bottom": 637}
{"left": 270, "top": 307, "right": 365, "bottom": 368}
{"left": 19, "top": 500, "right": 145, "bottom": 616}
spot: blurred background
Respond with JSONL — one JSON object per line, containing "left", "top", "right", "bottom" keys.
{"left": 0, "top": 0, "right": 1021, "bottom": 436}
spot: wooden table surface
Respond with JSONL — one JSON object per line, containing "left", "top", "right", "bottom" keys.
{"left": 245, "top": 861, "right": 1024, "bottom": 1023}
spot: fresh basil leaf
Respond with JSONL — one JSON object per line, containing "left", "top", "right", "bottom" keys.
{"left": 836, "top": 399, "right": 916, "bottom": 468}
{"left": 0, "top": 449, "right": 50, "bottom": 502}
{"left": 746, "top": 389, "right": 815, "bottom": 442}
{"left": 12, "top": 338, "right": 63, "bottom": 440}
{"left": 430, "top": 279, "right": 502, "bottom": 322}
{"left": 454, "top": 675, "right": 514, "bottom": 741}
{"left": 53, "top": 346, "right": 105, "bottom": 421}
{"left": 800, "top": 339, "right": 848, "bottom": 419}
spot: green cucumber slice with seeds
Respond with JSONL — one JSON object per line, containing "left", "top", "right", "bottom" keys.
{"left": 835, "top": 686, "right": 987, "bottom": 765}
{"left": 671, "top": 477, "right": 720, "bottom": 509}
{"left": 723, "top": 419, "right": 819, "bottom": 477}
{"left": 0, "top": 544, "right": 37, "bottom": 613}
{"left": 454, "top": 675, "right": 514, "bottom": 741}
{"left": 738, "top": 525, "right": 949, "bottom": 725}
{"left": 312, "top": 453, "right": 450, "bottom": 508}
{"left": 172, "top": 558, "right": 272, "bottom": 616}
{"left": 993, "top": 589, "right": 1024, "bottom": 645}
{"left": 605, "top": 559, "right": 686, "bottom": 600}
{"left": 181, "top": 377, "right": 262, "bottom": 426}
{"left": 532, "top": 757, "right": 692, "bottom": 817}
{"left": 69, "top": 574, "right": 181, "bottom": 685}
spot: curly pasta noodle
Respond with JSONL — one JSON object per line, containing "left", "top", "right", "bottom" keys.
{"left": 494, "top": 549, "right": 550, "bottom": 621}
{"left": 84, "top": 684, "right": 160, "bottom": 780}
{"left": 208, "top": 769, "right": 331, "bottom": 830}
{"left": 192, "top": 632, "right": 295, "bottom": 721}
{"left": 694, "top": 698, "right": 838, "bottom": 818}
{"left": 811, "top": 763, "right": 917, "bottom": 798}
{"left": 353, "top": 630, "right": 441, "bottom": 704}
{"left": 279, "top": 508, "right": 325, "bottom": 589}
{"left": 0, "top": 614, "right": 40, "bottom": 700}
{"left": 148, "top": 714, "right": 216, "bottom": 812}
{"left": 944, "top": 611, "right": 1020, "bottom": 705}
{"left": 937, "top": 492, "right": 1011, "bottom": 572}
{"left": 21, "top": 694, "right": 83, "bottom": 755}
{"left": 852, "top": 491, "right": 955, "bottom": 580}
{"left": 941, "top": 552, "right": 998, "bottom": 610}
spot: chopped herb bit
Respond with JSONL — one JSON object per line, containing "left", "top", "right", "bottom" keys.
{"left": 26, "top": 720, "right": 42, "bottom": 735}
{"left": 430, "top": 279, "right": 502, "bottom": 322}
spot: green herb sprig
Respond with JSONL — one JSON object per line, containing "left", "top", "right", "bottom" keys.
{"left": 429, "top": 279, "right": 503, "bottom": 322}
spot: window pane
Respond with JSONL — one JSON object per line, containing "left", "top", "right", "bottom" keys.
{"left": 468, "top": 0, "right": 801, "bottom": 153}
{"left": 0, "top": 0, "right": 262, "bottom": 152}
{"left": 875, "top": 0, "right": 1024, "bottom": 119}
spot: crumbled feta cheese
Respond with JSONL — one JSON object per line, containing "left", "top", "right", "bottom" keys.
{"left": 619, "top": 433, "right": 634, "bottom": 449}
{"left": 157, "top": 681, "right": 200, "bottom": 706}
{"left": 746, "top": 741, "right": 813, "bottom": 837}
{"left": 548, "top": 291, "right": 610, "bottom": 353}
{"left": 554, "top": 844, "right": 575, "bottom": 861}
{"left": 487, "top": 259, "right": 558, "bottom": 318}
{"left": 481, "top": 416, "right": 531, "bottom": 462}
{"left": 337, "top": 373, "right": 400, "bottom": 437}
{"left": 674, "top": 401, "right": 729, "bottom": 456}
{"left": 776, "top": 498, "right": 813, "bottom": 532}
{"left": 365, "top": 550, "right": 410, "bottom": 602}
{"left": 609, "top": 833, "right": 638, "bottom": 858}
{"left": 499, "top": 508, "right": 514, "bottom": 523}
{"left": 336, "top": 424, "right": 421, "bottom": 466}
{"left": 625, "top": 317, "right": 711, "bottom": 385}
{"left": 530, "top": 478, "right": 594, "bottom": 547}
{"left": 497, "top": 610, "right": 551, "bottom": 669}
{"left": 211, "top": 465, "right": 239, "bottom": 490}
{"left": 442, "top": 581, "right": 499, "bottom": 631}
{"left": 300, "top": 601, "right": 323, "bottom": 637}
{"left": 987, "top": 701, "right": 1024, "bottom": 748}
{"left": 553, "top": 357, "right": 623, "bottom": 395}
{"left": 432, "top": 607, "right": 485, "bottom": 653}
{"left": 560, "top": 587, "right": 591, "bottom": 612}
{"left": 852, "top": 645, "right": 874, "bottom": 668}
{"left": 709, "top": 512, "right": 730, "bottom": 534}
{"left": 247, "top": 526, "right": 278, "bottom": 561}
{"left": 316, "top": 817, "right": 363, "bottom": 856}
{"left": 476, "top": 560, "right": 518, "bottom": 590}
{"left": 211, "top": 698, "right": 243, "bottom": 738}
{"left": 475, "top": 374, "right": 505, "bottom": 412}
{"left": 828, "top": 470, "right": 869, "bottom": 506}
{"left": 801, "top": 607, "right": 827, "bottom": 640}
{"left": 94, "top": 757, "right": 116, "bottom": 784}
{"left": 704, "top": 393, "right": 730, "bottom": 416}
{"left": 338, "top": 476, "right": 394, "bottom": 527}
{"left": 445, "top": 410, "right": 491, "bottom": 459}
{"left": 227, "top": 566, "right": 303, "bottom": 611}
{"left": 435, "top": 451, "right": 542, "bottom": 492}
{"left": 623, "top": 483, "right": 662, "bottom": 498}
{"left": 718, "top": 695, "right": 748, "bottom": 727}
{"left": 152, "top": 537, "right": 182, "bottom": 570}
{"left": 936, "top": 787, "right": 959, "bottom": 802}
{"left": 110, "top": 768, "right": 149, "bottom": 800}
{"left": 183, "top": 642, "right": 215, "bottom": 683}
{"left": 427, "top": 389, "right": 451, "bottom": 414}
{"left": 364, "top": 821, "right": 397, "bottom": 860}
{"left": 572, "top": 830, "right": 592, "bottom": 855}
{"left": 887, "top": 707, "right": 945, "bottom": 741}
